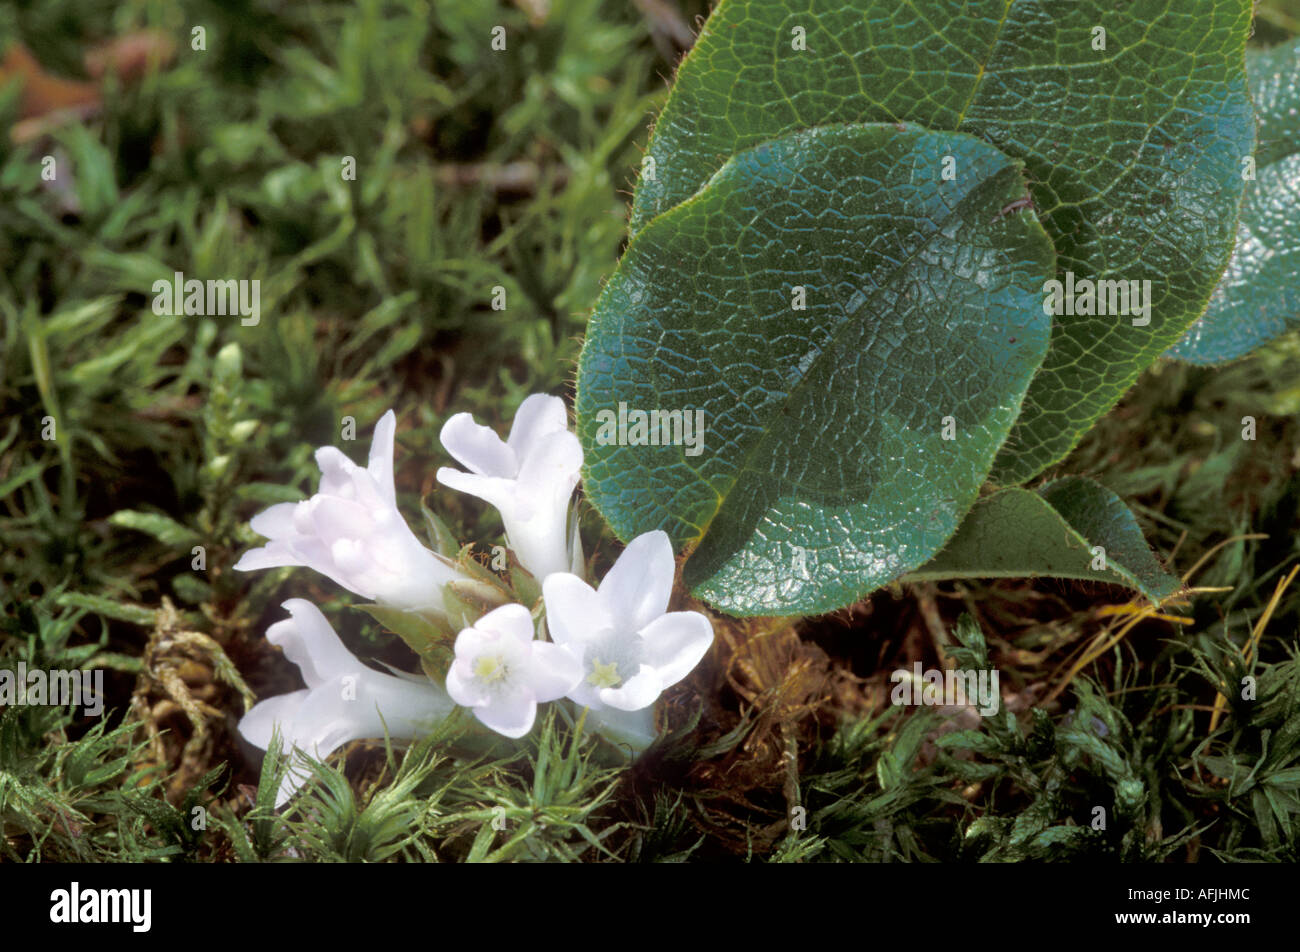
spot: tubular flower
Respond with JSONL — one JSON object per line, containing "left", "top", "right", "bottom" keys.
{"left": 234, "top": 411, "right": 465, "bottom": 614}
{"left": 437, "top": 394, "right": 582, "bottom": 581}
{"left": 238, "top": 599, "right": 454, "bottom": 807}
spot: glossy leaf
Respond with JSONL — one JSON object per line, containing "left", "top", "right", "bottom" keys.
{"left": 579, "top": 123, "right": 1055, "bottom": 616}
{"left": 626, "top": 0, "right": 1253, "bottom": 484}
{"left": 906, "top": 476, "right": 1180, "bottom": 602}
{"left": 1168, "top": 40, "right": 1300, "bottom": 365}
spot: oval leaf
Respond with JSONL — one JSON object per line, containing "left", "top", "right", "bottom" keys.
{"left": 1168, "top": 40, "right": 1300, "bottom": 365}
{"left": 579, "top": 123, "right": 1055, "bottom": 616}
{"left": 906, "top": 476, "right": 1180, "bottom": 602}
{"left": 627, "top": 0, "right": 1253, "bottom": 484}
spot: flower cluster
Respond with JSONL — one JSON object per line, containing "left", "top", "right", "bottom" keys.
{"left": 234, "top": 395, "right": 713, "bottom": 805}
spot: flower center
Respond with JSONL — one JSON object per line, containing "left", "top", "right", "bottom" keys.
{"left": 586, "top": 657, "right": 623, "bottom": 689}
{"left": 473, "top": 654, "right": 509, "bottom": 684}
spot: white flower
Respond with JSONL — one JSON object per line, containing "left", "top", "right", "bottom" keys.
{"left": 238, "top": 599, "right": 454, "bottom": 807}
{"left": 437, "top": 394, "right": 582, "bottom": 581}
{"left": 542, "top": 530, "right": 713, "bottom": 715}
{"left": 234, "top": 410, "right": 465, "bottom": 614}
{"left": 445, "top": 603, "right": 581, "bottom": 738}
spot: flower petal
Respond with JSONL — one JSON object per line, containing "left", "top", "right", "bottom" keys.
{"left": 542, "top": 573, "right": 612, "bottom": 648}
{"left": 512, "top": 430, "right": 582, "bottom": 522}
{"left": 315, "top": 446, "right": 360, "bottom": 498}
{"left": 638, "top": 611, "right": 714, "bottom": 689}
{"left": 366, "top": 410, "right": 398, "bottom": 507}
{"left": 472, "top": 685, "right": 538, "bottom": 739}
{"left": 526, "top": 641, "right": 583, "bottom": 701}
{"left": 285, "top": 538, "right": 380, "bottom": 598}
{"left": 597, "top": 530, "right": 675, "bottom": 631}
{"left": 248, "top": 502, "right": 300, "bottom": 539}
{"left": 598, "top": 665, "right": 662, "bottom": 711}
{"left": 306, "top": 494, "right": 378, "bottom": 543}
{"left": 436, "top": 467, "right": 518, "bottom": 517}
{"left": 266, "top": 599, "right": 362, "bottom": 687}
{"left": 564, "top": 675, "right": 604, "bottom": 712}
{"left": 506, "top": 394, "right": 570, "bottom": 464}
{"left": 237, "top": 690, "right": 309, "bottom": 751}
{"left": 232, "top": 542, "right": 304, "bottom": 572}
{"left": 450, "top": 623, "right": 499, "bottom": 663}
{"left": 440, "top": 412, "right": 517, "bottom": 478}
{"left": 445, "top": 660, "right": 491, "bottom": 709}
{"left": 473, "top": 603, "right": 536, "bottom": 644}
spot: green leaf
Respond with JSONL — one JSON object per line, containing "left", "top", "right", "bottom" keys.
{"left": 1247, "top": 40, "right": 1300, "bottom": 169}
{"left": 1168, "top": 40, "right": 1300, "bottom": 365}
{"left": 54, "top": 592, "right": 157, "bottom": 627}
{"left": 937, "top": 730, "right": 1003, "bottom": 756}
{"left": 507, "top": 549, "right": 543, "bottom": 608}
{"left": 55, "top": 124, "right": 119, "bottom": 221}
{"left": 906, "top": 476, "right": 1180, "bottom": 602}
{"left": 579, "top": 123, "right": 1055, "bottom": 616}
{"left": 627, "top": 0, "right": 1253, "bottom": 484}
{"left": 108, "top": 509, "right": 201, "bottom": 548}
{"left": 419, "top": 494, "right": 461, "bottom": 557}
{"left": 353, "top": 604, "right": 454, "bottom": 666}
